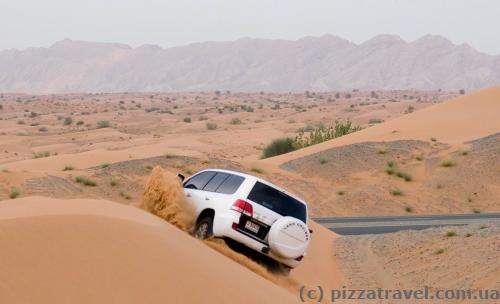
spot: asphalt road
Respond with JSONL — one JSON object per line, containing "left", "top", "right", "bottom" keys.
{"left": 314, "top": 213, "right": 500, "bottom": 235}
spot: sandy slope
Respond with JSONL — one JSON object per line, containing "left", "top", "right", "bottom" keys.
{"left": 0, "top": 197, "right": 299, "bottom": 304}
{"left": 266, "top": 86, "right": 500, "bottom": 166}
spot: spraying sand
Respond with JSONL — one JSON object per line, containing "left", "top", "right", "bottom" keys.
{"left": 140, "top": 166, "right": 195, "bottom": 231}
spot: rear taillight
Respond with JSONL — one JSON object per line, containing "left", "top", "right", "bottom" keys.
{"left": 231, "top": 199, "right": 253, "bottom": 217}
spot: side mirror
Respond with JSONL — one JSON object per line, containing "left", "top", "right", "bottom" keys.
{"left": 177, "top": 173, "right": 185, "bottom": 182}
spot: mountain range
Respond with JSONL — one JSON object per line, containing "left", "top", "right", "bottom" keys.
{"left": 1, "top": 34, "right": 499, "bottom": 93}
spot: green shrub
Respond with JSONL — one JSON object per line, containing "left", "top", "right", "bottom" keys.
{"left": 404, "top": 206, "right": 413, "bottom": 213}
{"left": 75, "top": 176, "right": 96, "bottom": 186}
{"left": 9, "top": 187, "right": 20, "bottom": 199}
{"left": 120, "top": 192, "right": 131, "bottom": 200}
{"left": 390, "top": 188, "right": 403, "bottom": 196}
{"left": 64, "top": 117, "right": 73, "bottom": 125}
{"left": 206, "top": 122, "right": 218, "bottom": 130}
{"left": 396, "top": 171, "right": 412, "bottom": 182}
{"left": 368, "top": 118, "right": 384, "bottom": 124}
{"left": 319, "top": 158, "right": 328, "bottom": 164}
{"left": 445, "top": 230, "right": 457, "bottom": 237}
{"left": 101, "top": 163, "right": 110, "bottom": 169}
{"left": 33, "top": 151, "right": 50, "bottom": 159}
{"left": 97, "top": 120, "right": 111, "bottom": 128}
{"left": 230, "top": 118, "right": 242, "bottom": 125}
{"left": 472, "top": 208, "right": 481, "bottom": 214}
{"left": 261, "top": 137, "right": 297, "bottom": 159}
{"left": 250, "top": 167, "right": 264, "bottom": 174}
{"left": 441, "top": 160, "right": 456, "bottom": 167}
{"left": 183, "top": 117, "right": 192, "bottom": 123}
{"left": 434, "top": 248, "right": 445, "bottom": 255}
{"left": 62, "top": 165, "right": 75, "bottom": 171}
{"left": 293, "top": 120, "right": 361, "bottom": 149}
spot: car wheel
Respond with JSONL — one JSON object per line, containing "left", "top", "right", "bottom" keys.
{"left": 194, "top": 217, "right": 213, "bottom": 239}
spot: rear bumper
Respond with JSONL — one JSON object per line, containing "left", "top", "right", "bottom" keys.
{"left": 213, "top": 211, "right": 301, "bottom": 268}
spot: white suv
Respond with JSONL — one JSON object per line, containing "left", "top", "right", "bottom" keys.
{"left": 179, "top": 169, "right": 311, "bottom": 270}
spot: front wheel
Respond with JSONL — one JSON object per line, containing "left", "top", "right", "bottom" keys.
{"left": 194, "top": 217, "right": 213, "bottom": 239}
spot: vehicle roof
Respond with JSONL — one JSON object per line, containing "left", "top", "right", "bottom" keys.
{"left": 191, "top": 168, "right": 308, "bottom": 207}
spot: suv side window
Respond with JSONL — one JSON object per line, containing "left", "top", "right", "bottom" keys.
{"left": 216, "top": 174, "right": 245, "bottom": 194}
{"left": 203, "top": 173, "right": 229, "bottom": 192}
{"left": 184, "top": 171, "right": 216, "bottom": 190}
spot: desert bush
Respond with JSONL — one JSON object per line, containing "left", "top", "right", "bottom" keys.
{"left": 33, "top": 151, "right": 50, "bottom": 159}
{"left": 319, "top": 158, "right": 328, "bottom": 164}
{"left": 183, "top": 117, "right": 192, "bottom": 123}
{"left": 404, "top": 206, "right": 413, "bottom": 213}
{"left": 110, "top": 178, "right": 118, "bottom": 187}
{"left": 368, "top": 118, "right": 384, "bottom": 124}
{"left": 472, "top": 208, "right": 481, "bottom": 214}
{"left": 199, "top": 115, "right": 208, "bottom": 121}
{"left": 445, "top": 230, "right": 457, "bottom": 237}
{"left": 9, "top": 187, "right": 20, "bottom": 199}
{"left": 390, "top": 188, "right": 404, "bottom": 196}
{"left": 261, "top": 137, "right": 297, "bottom": 159}
{"left": 250, "top": 167, "right": 264, "bottom": 174}
{"left": 405, "top": 105, "right": 415, "bottom": 114}
{"left": 120, "top": 192, "right": 132, "bottom": 200}
{"left": 396, "top": 171, "right": 412, "bottom": 182}
{"left": 293, "top": 120, "right": 361, "bottom": 149}
{"left": 434, "top": 248, "right": 445, "bottom": 255}
{"left": 97, "top": 120, "right": 111, "bottom": 128}
{"left": 64, "top": 117, "right": 73, "bottom": 125}
{"left": 101, "top": 163, "right": 110, "bottom": 169}
{"left": 62, "top": 165, "right": 75, "bottom": 171}
{"left": 230, "top": 117, "right": 242, "bottom": 125}
{"left": 441, "top": 160, "right": 456, "bottom": 167}
{"left": 336, "top": 190, "right": 345, "bottom": 195}
{"left": 206, "top": 122, "right": 218, "bottom": 130}
{"left": 75, "top": 176, "right": 96, "bottom": 186}
{"left": 76, "top": 121, "right": 84, "bottom": 126}
{"left": 38, "top": 126, "right": 48, "bottom": 132}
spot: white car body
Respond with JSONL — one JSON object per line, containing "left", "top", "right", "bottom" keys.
{"left": 182, "top": 169, "right": 310, "bottom": 268}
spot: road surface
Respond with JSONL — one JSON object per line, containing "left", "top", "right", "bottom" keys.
{"left": 314, "top": 213, "right": 500, "bottom": 235}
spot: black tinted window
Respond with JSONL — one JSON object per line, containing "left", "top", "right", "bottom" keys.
{"left": 184, "top": 171, "right": 216, "bottom": 190}
{"left": 216, "top": 175, "right": 244, "bottom": 194}
{"left": 247, "top": 182, "right": 306, "bottom": 222}
{"left": 203, "top": 173, "right": 229, "bottom": 192}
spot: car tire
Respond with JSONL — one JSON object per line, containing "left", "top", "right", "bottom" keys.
{"left": 194, "top": 217, "right": 213, "bottom": 239}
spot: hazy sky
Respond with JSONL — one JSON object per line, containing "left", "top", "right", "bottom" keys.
{"left": 1, "top": 0, "right": 499, "bottom": 54}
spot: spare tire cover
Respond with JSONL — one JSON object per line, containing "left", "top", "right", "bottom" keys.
{"left": 268, "top": 216, "right": 310, "bottom": 259}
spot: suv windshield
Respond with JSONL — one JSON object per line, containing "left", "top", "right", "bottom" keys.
{"left": 247, "top": 181, "right": 307, "bottom": 222}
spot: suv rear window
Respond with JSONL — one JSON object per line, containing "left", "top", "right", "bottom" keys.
{"left": 216, "top": 174, "right": 244, "bottom": 194}
{"left": 247, "top": 181, "right": 307, "bottom": 222}
{"left": 203, "top": 173, "right": 229, "bottom": 192}
{"left": 184, "top": 171, "right": 216, "bottom": 190}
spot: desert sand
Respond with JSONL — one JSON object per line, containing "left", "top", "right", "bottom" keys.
{"left": 0, "top": 197, "right": 301, "bottom": 304}
{"left": 0, "top": 87, "right": 498, "bottom": 302}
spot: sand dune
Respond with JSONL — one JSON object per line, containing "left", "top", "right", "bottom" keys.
{"left": 266, "top": 86, "right": 500, "bottom": 166}
{"left": 0, "top": 197, "right": 300, "bottom": 304}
